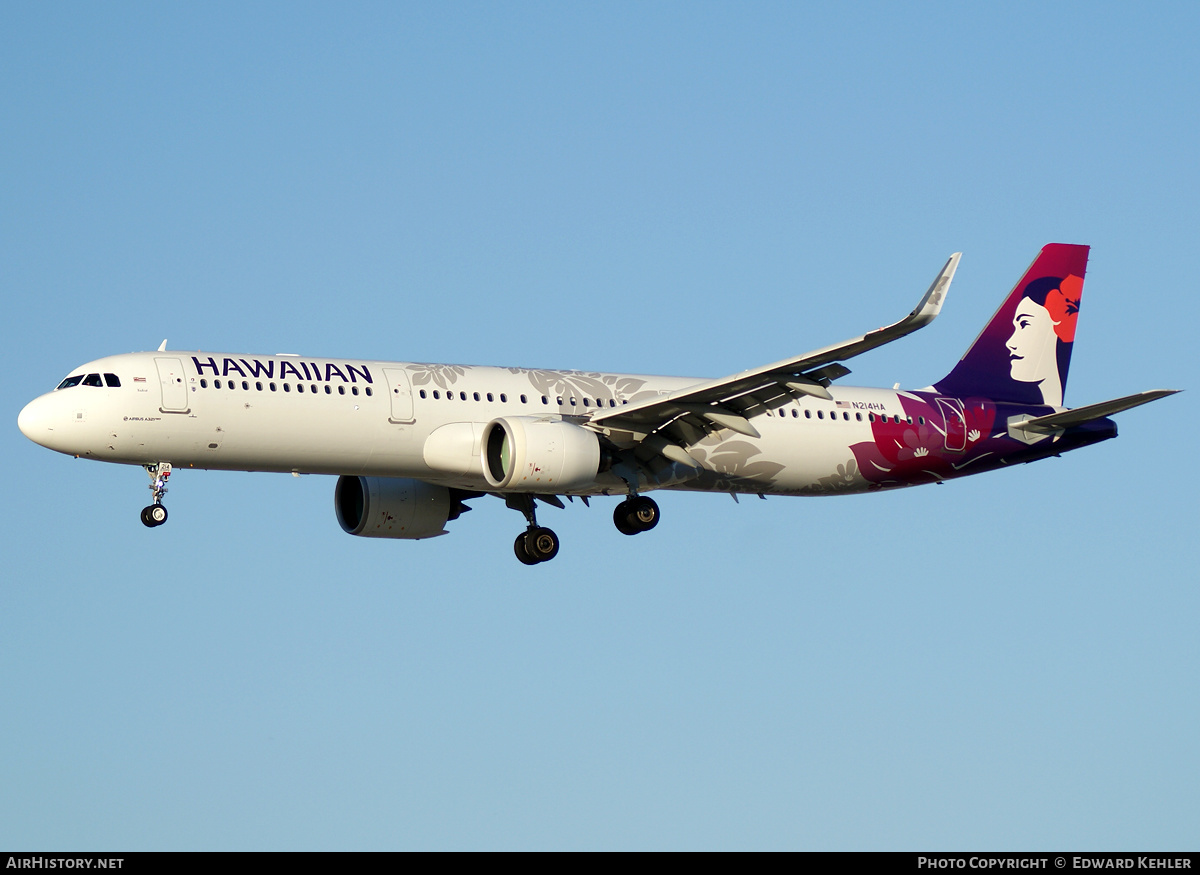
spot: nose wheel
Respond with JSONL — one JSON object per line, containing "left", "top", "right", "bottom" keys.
{"left": 614, "top": 495, "right": 659, "bottom": 535}
{"left": 141, "top": 462, "right": 172, "bottom": 528}
{"left": 141, "top": 504, "right": 168, "bottom": 527}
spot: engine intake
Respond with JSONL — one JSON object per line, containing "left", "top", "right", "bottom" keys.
{"left": 335, "top": 476, "right": 472, "bottom": 540}
{"left": 482, "top": 416, "right": 601, "bottom": 492}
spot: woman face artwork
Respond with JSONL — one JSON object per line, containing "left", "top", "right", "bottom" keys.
{"left": 1005, "top": 275, "right": 1081, "bottom": 407}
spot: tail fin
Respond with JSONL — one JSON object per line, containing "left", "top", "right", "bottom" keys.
{"left": 934, "top": 243, "right": 1089, "bottom": 407}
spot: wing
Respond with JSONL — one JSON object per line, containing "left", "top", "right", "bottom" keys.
{"left": 586, "top": 252, "right": 961, "bottom": 464}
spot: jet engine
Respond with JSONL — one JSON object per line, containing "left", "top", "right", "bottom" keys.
{"left": 334, "top": 476, "right": 472, "bottom": 540}
{"left": 481, "top": 416, "right": 601, "bottom": 492}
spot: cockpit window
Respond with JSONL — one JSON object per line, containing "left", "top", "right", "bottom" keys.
{"left": 104, "top": 373, "right": 121, "bottom": 387}
{"left": 82, "top": 374, "right": 104, "bottom": 387}
{"left": 57, "top": 375, "right": 84, "bottom": 390}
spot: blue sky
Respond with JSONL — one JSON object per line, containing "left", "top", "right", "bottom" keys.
{"left": 2, "top": 1, "right": 1197, "bottom": 850}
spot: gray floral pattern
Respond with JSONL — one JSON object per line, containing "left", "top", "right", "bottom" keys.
{"left": 406, "top": 363, "right": 468, "bottom": 390}
{"left": 506, "top": 368, "right": 649, "bottom": 404}
{"left": 686, "top": 439, "right": 785, "bottom": 492}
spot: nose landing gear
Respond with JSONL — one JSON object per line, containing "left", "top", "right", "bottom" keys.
{"left": 141, "top": 462, "right": 171, "bottom": 528}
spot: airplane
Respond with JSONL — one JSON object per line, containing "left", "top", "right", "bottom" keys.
{"left": 17, "top": 243, "right": 1177, "bottom": 565}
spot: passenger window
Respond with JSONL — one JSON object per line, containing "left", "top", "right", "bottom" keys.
{"left": 352, "top": 386, "right": 359, "bottom": 396}
{"left": 200, "top": 379, "right": 208, "bottom": 389}
{"left": 805, "top": 409, "right": 812, "bottom": 419}
{"left": 83, "top": 374, "right": 103, "bottom": 387}
{"left": 243, "top": 381, "right": 249, "bottom": 390}
{"left": 270, "top": 382, "right": 277, "bottom": 392}
{"left": 868, "top": 413, "right": 874, "bottom": 422}
{"left": 919, "top": 416, "right": 925, "bottom": 425}
{"left": 419, "top": 390, "right": 427, "bottom": 399}
{"left": 520, "top": 395, "right": 527, "bottom": 404}
{"left": 843, "top": 412, "right": 850, "bottom": 421}
{"left": 541, "top": 396, "right": 548, "bottom": 405}
{"left": 256, "top": 382, "right": 263, "bottom": 391}
{"left": 432, "top": 390, "right": 439, "bottom": 399}
{"left": 500, "top": 393, "right": 508, "bottom": 403}
{"left": 295, "top": 384, "right": 302, "bottom": 393}
{"left": 817, "top": 410, "right": 824, "bottom": 419}
{"left": 570, "top": 397, "right": 577, "bottom": 407}
{"left": 583, "top": 398, "right": 590, "bottom": 407}
{"left": 474, "top": 392, "right": 481, "bottom": 401}
{"left": 104, "top": 373, "right": 121, "bottom": 387}
{"left": 283, "top": 383, "right": 290, "bottom": 392}
{"left": 215, "top": 379, "right": 222, "bottom": 389}
{"left": 856, "top": 412, "right": 863, "bottom": 421}
{"left": 324, "top": 385, "right": 331, "bottom": 394}
{"left": 459, "top": 391, "right": 466, "bottom": 401}
{"left": 486, "top": 393, "right": 493, "bottom": 402}
{"left": 57, "top": 375, "right": 84, "bottom": 389}
{"left": 556, "top": 397, "right": 563, "bottom": 406}
{"left": 339, "top": 386, "right": 346, "bottom": 396}
{"left": 365, "top": 387, "right": 372, "bottom": 397}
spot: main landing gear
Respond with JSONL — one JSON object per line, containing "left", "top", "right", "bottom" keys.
{"left": 613, "top": 495, "right": 659, "bottom": 536}
{"left": 140, "top": 463, "right": 171, "bottom": 528}
{"left": 504, "top": 493, "right": 661, "bottom": 565}
{"left": 506, "top": 494, "right": 559, "bottom": 565}
{"left": 514, "top": 527, "right": 560, "bottom": 565}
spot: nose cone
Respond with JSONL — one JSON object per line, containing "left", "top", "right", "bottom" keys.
{"left": 18, "top": 395, "right": 55, "bottom": 447}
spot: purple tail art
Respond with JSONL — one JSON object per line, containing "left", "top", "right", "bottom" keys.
{"left": 934, "top": 243, "right": 1088, "bottom": 408}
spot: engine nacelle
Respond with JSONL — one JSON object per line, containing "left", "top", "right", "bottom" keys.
{"left": 482, "top": 416, "right": 601, "bottom": 492}
{"left": 335, "top": 476, "right": 469, "bottom": 540}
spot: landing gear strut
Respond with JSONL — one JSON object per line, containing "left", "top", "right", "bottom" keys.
{"left": 614, "top": 495, "right": 659, "bottom": 535}
{"left": 141, "top": 463, "right": 171, "bottom": 528}
{"left": 506, "top": 494, "right": 560, "bottom": 565}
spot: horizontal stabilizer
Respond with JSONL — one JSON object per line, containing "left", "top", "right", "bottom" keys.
{"left": 1020, "top": 390, "right": 1179, "bottom": 433}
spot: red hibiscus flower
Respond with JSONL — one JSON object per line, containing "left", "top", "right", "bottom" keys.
{"left": 1045, "top": 274, "right": 1082, "bottom": 343}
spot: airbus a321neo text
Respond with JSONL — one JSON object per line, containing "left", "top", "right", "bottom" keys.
{"left": 18, "top": 244, "right": 1177, "bottom": 564}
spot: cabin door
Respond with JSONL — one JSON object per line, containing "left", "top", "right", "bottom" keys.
{"left": 382, "top": 368, "right": 415, "bottom": 424}
{"left": 155, "top": 357, "right": 190, "bottom": 413}
{"left": 935, "top": 397, "right": 967, "bottom": 452}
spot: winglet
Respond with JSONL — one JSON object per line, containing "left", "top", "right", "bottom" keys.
{"left": 906, "top": 252, "right": 960, "bottom": 330}
{"left": 157, "top": 339, "right": 168, "bottom": 352}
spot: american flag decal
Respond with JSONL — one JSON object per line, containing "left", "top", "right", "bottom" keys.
{"left": 836, "top": 400, "right": 852, "bottom": 408}
{"left": 134, "top": 377, "right": 146, "bottom": 382}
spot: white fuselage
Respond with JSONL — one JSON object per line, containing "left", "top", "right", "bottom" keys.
{"left": 19, "top": 350, "right": 915, "bottom": 496}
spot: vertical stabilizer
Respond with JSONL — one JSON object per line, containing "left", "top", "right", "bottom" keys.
{"left": 934, "top": 243, "right": 1088, "bottom": 407}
